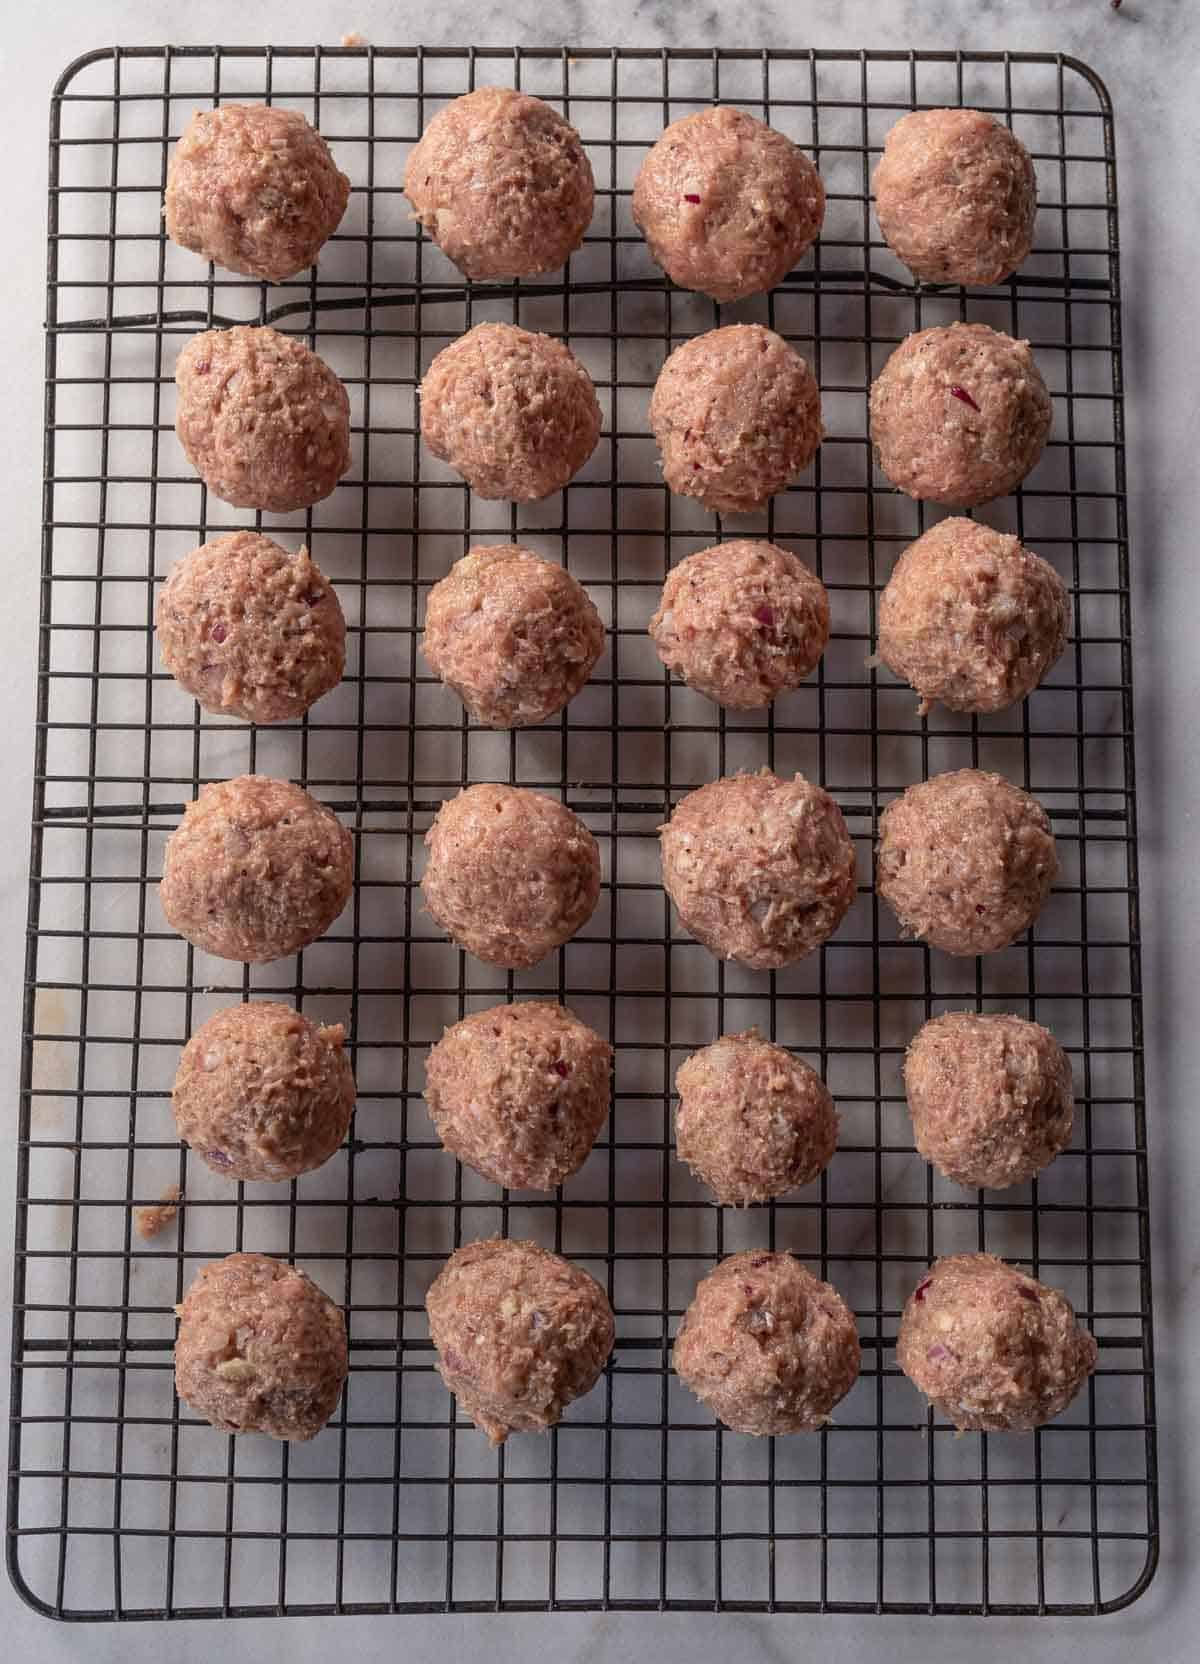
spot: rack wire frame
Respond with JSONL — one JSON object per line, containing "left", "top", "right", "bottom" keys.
{"left": 8, "top": 43, "right": 1157, "bottom": 1622}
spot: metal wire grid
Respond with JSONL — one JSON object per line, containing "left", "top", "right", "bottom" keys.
{"left": 7, "top": 43, "right": 1155, "bottom": 1621}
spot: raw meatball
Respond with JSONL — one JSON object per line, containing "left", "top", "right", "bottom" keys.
{"left": 421, "top": 544, "right": 604, "bottom": 727}
{"left": 175, "top": 1252, "right": 347, "bottom": 1440}
{"left": 649, "top": 539, "right": 828, "bottom": 709}
{"left": 420, "top": 322, "right": 600, "bottom": 501}
{"left": 426, "top": 1237, "right": 614, "bottom": 1444}
{"left": 675, "top": 1029, "right": 837, "bottom": 1205}
{"left": 425, "top": 1001, "right": 611, "bottom": 1189}
{"left": 404, "top": 86, "right": 594, "bottom": 280}
{"left": 422, "top": 783, "right": 600, "bottom": 968}
{"left": 650, "top": 325, "right": 822, "bottom": 515}
{"left": 160, "top": 774, "right": 353, "bottom": 963}
{"left": 165, "top": 103, "right": 350, "bottom": 282}
{"left": 173, "top": 1001, "right": 356, "bottom": 1182}
{"left": 870, "top": 322, "right": 1052, "bottom": 506}
{"left": 876, "top": 769, "right": 1056, "bottom": 956}
{"left": 876, "top": 517, "right": 1069, "bottom": 715}
{"left": 873, "top": 107, "right": 1037, "bottom": 286}
{"left": 896, "top": 1253, "right": 1097, "bottom": 1431}
{"left": 632, "top": 105, "right": 825, "bottom": 303}
{"left": 660, "top": 771, "right": 856, "bottom": 970}
{"left": 673, "top": 1252, "right": 860, "bottom": 1434}
{"left": 175, "top": 325, "right": 350, "bottom": 514}
{"left": 904, "top": 1011, "right": 1074, "bottom": 1189}
{"left": 156, "top": 530, "right": 346, "bottom": 723}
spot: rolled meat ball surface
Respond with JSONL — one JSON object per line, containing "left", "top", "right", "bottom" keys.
{"left": 421, "top": 544, "right": 604, "bottom": 727}
{"left": 876, "top": 769, "right": 1056, "bottom": 956}
{"left": 675, "top": 1029, "right": 837, "bottom": 1205}
{"left": 650, "top": 325, "right": 823, "bottom": 515}
{"left": 422, "top": 783, "right": 600, "bottom": 968}
{"left": 424, "top": 1001, "right": 612, "bottom": 1190}
{"left": 869, "top": 322, "right": 1051, "bottom": 507}
{"left": 660, "top": 770, "right": 856, "bottom": 971}
{"left": 160, "top": 775, "right": 353, "bottom": 963}
{"left": 156, "top": 530, "right": 346, "bottom": 723}
{"left": 173, "top": 1001, "right": 356, "bottom": 1182}
{"left": 426, "top": 1237, "right": 614, "bottom": 1445}
{"left": 873, "top": 107, "right": 1037, "bottom": 286}
{"left": 175, "top": 1252, "right": 347, "bottom": 1440}
{"left": 649, "top": 538, "right": 829, "bottom": 710}
{"left": 632, "top": 105, "right": 825, "bottom": 302}
{"left": 897, "top": 1253, "right": 1097, "bottom": 1431}
{"left": 904, "top": 1011, "right": 1074, "bottom": 1189}
{"left": 876, "top": 517, "right": 1069, "bottom": 715}
{"left": 175, "top": 325, "right": 351, "bottom": 513}
{"left": 420, "top": 323, "right": 601, "bottom": 501}
{"left": 673, "top": 1251, "right": 860, "bottom": 1434}
{"left": 165, "top": 103, "right": 350, "bottom": 282}
{"left": 404, "top": 86, "right": 594, "bottom": 280}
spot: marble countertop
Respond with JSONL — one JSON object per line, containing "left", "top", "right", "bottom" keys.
{"left": 1, "top": 1, "right": 1196, "bottom": 1660}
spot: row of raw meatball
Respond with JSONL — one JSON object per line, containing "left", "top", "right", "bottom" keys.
{"left": 159, "top": 765, "right": 1058, "bottom": 974}
{"left": 174, "top": 1241, "right": 1096, "bottom": 1450}
{"left": 172, "top": 311, "right": 1052, "bottom": 521}
{"left": 157, "top": 518, "right": 1070, "bottom": 729}
{"left": 166, "top": 90, "right": 1036, "bottom": 297}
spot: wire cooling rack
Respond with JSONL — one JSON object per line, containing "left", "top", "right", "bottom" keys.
{"left": 8, "top": 44, "right": 1156, "bottom": 1621}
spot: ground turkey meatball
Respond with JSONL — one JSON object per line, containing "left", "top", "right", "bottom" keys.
{"left": 876, "top": 517, "right": 1069, "bottom": 715}
{"left": 675, "top": 1029, "right": 837, "bottom": 1205}
{"left": 876, "top": 769, "right": 1056, "bottom": 956}
{"left": 425, "top": 1001, "right": 612, "bottom": 1190}
{"left": 870, "top": 322, "right": 1051, "bottom": 507}
{"left": 173, "top": 1001, "right": 356, "bottom": 1182}
{"left": 660, "top": 771, "right": 856, "bottom": 970}
{"left": 904, "top": 1011, "right": 1074, "bottom": 1189}
{"left": 404, "top": 86, "right": 594, "bottom": 280}
{"left": 896, "top": 1253, "right": 1097, "bottom": 1431}
{"left": 422, "top": 783, "right": 600, "bottom": 968}
{"left": 650, "top": 325, "right": 823, "bottom": 515}
{"left": 160, "top": 775, "right": 353, "bottom": 963}
{"left": 165, "top": 103, "right": 350, "bottom": 282}
{"left": 426, "top": 1237, "right": 614, "bottom": 1445}
{"left": 632, "top": 105, "right": 825, "bottom": 303}
{"left": 156, "top": 530, "right": 346, "bottom": 723}
{"left": 649, "top": 539, "right": 828, "bottom": 709}
{"left": 873, "top": 107, "right": 1037, "bottom": 287}
{"left": 420, "top": 323, "right": 600, "bottom": 501}
{"left": 175, "top": 1252, "right": 347, "bottom": 1440}
{"left": 421, "top": 544, "right": 604, "bottom": 727}
{"left": 673, "top": 1252, "right": 860, "bottom": 1434}
{"left": 175, "top": 325, "right": 350, "bottom": 514}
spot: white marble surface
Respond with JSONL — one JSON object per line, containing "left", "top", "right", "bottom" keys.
{"left": 1, "top": 0, "right": 1197, "bottom": 1659}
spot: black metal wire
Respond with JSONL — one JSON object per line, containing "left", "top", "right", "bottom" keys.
{"left": 8, "top": 44, "right": 1156, "bottom": 1621}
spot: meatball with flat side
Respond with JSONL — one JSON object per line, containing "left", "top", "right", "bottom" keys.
{"left": 673, "top": 1251, "right": 860, "bottom": 1434}
{"left": 633, "top": 105, "right": 825, "bottom": 302}
{"left": 173, "top": 1001, "right": 356, "bottom": 1182}
{"left": 897, "top": 1253, "right": 1096, "bottom": 1431}
{"left": 404, "top": 86, "right": 594, "bottom": 280}
{"left": 426, "top": 1237, "right": 614, "bottom": 1444}
{"left": 165, "top": 103, "right": 350, "bottom": 282}
{"left": 425, "top": 1001, "right": 612, "bottom": 1190}
{"left": 675, "top": 1029, "right": 837, "bottom": 1205}
{"left": 175, "top": 1252, "right": 347, "bottom": 1440}
{"left": 660, "top": 771, "right": 856, "bottom": 970}
{"left": 650, "top": 325, "right": 823, "bottom": 515}
{"left": 160, "top": 775, "right": 353, "bottom": 963}
{"left": 422, "top": 783, "right": 600, "bottom": 968}
{"left": 876, "top": 769, "right": 1056, "bottom": 956}
{"left": 649, "top": 539, "right": 828, "bottom": 710}
{"left": 175, "top": 326, "right": 351, "bottom": 513}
